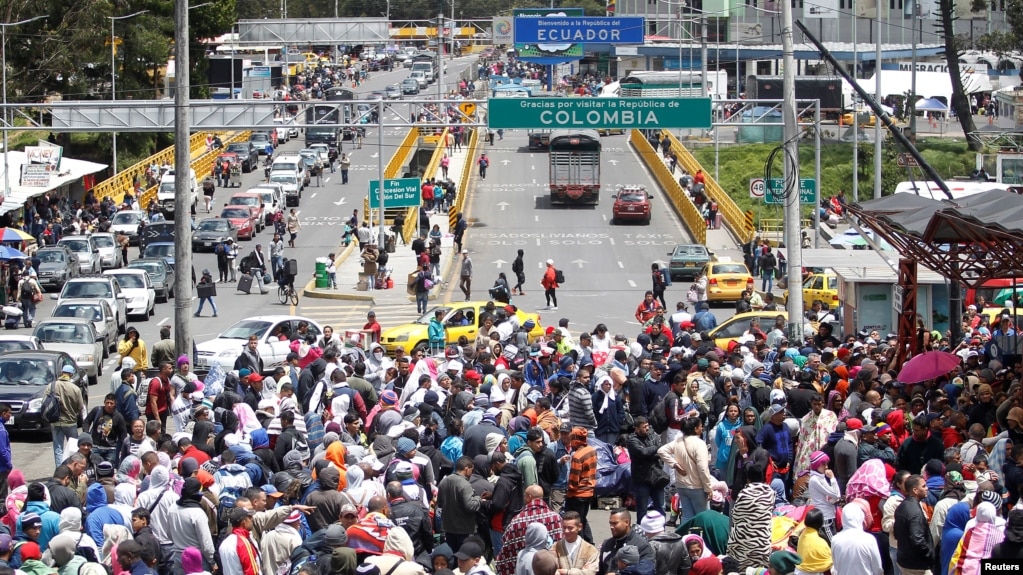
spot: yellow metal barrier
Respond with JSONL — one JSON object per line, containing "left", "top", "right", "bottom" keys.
{"left": 661, "top": 130, "right": 755, "bottom": 244}
{"left": 449, "top": 127, "right": 479, "bottom": 230}
{"left": 138, "top": 132, "right": 250, "bottom": 210}
{"left": 631, "top": 130, "right": 706, "bottom": 245}
{"left": 758, "top": 218, "right": 812, "bottom": 247}
{"left": 91, "top": 132, "right": 209, "bottom": 206}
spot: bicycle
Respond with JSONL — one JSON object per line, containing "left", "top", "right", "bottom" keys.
{"left": 278, "top": 280, "right": 299, "bottom": 305}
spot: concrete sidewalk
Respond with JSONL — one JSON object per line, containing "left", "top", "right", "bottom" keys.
{"left": 651, "top": 152, "right": 738, "bottom": 255}
{"left": 302, "top": 141, "right": 473, "bottom": 305}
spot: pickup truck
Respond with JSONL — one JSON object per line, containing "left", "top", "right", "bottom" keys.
{"left": 158, "top": 168, "right": 198, "bottom": 218}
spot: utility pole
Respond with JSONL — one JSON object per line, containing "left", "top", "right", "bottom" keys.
{"left": 438, "top": 12, "right": 445, "bottom": 98}
{"left": 781, "top": 0, "right": 803, "bottom": 343}
{"left": 852, "top": 13, "right": 858, "bottom": 202}
{"left": 909, "top": 1, "right": 918, "bottom": 140}
{"left": 874, "top": 14, "right": 883, "bottom": 198}
{"left": 174, "top": 0, "right": 193, "bottom": 362}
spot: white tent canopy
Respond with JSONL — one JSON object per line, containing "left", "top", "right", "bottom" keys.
{"left": 843, "top": 70, "right": 992, "bottom": 108}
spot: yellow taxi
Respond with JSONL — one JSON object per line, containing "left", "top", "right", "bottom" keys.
{"left": 840, "top": 110, "right": 902, "bottom": 127}
{"left": 980, "top": 307, "right": 1023, "bottom": 329}
{"left": 708, "top": 311, "right": 789, "bottom": 350}
{"left": 380, "top": 301, "right": 545, "bottom": 355}
{"left": 702, "top": 259, "right": 754, "bottom": 304}
{"left": 784, "top": 272, "right": 839, "bottom": 310}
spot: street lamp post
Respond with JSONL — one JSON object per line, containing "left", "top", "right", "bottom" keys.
{"left": 1, "top": 14, "right": 47, "bottom": 206}
{"left": 109, "top": 10, "right": 148, "bottom": 177}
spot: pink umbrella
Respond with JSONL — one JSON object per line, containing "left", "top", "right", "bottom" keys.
{"left": 897, "top": 350, "right": 962, "bottom": 384}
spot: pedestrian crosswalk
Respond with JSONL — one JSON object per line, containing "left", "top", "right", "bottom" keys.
{"left": 295, "top": 301, "right": 422, "bottom": 334}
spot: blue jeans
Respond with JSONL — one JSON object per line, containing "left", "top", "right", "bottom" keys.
{"left": 416, "top": 291, "right": 429, "bottom": 314}
{"left": 761, "top": 271, "right": 774, "bottom": 293}
{"left": 51, "top": 425, "right": 78, "bottom": 467}
{"left": 20, "top": 297, "right": 35, "bottom": 327}
{"left": 676, "top": 487, "right": 708, "bottom": 524}
{"left": 634, "top": 481, "right": 665, "bottom": 517}
{"left": 196, "top": 297, "right": 218, "bottom": 316}
{"left": 490, "top": 528, "right": 503, "bottom": 556}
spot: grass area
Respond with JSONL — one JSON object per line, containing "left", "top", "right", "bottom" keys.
{"left": 689, "top": 138, "right": 977, "bottom": 225}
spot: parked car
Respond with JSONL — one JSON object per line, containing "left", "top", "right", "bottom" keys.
{"left": 225, "top": 142, "right": 259, "bottom": 172}
{"left": 401, "top": 78, "right": 420, "bottom": 94}
{"left": 385, "top": 84, "right": 402, "bottom": 99}
{"left": 35, "top": 246, "right": 79, "bottom": 291}
{"left": 142, "top": 243, "right": 176, "bottom": 270}
{"left": 57, "top": 236, "right": 101, "bottom": 275}
{"left": 220, "top": 206, "right": 257, "bottom": 240}
{"left": 192, "top": 218, "right": 238, "bottom": 252}
{"left": 0, "top": 351, "right": 87, "bottom": 432}
{"left": 53, "top": 277, "right": 127, "bottom": 335}
{"left": 0, "top": 335, "right": 41, "bottom": 353}
{"left": 380, "top": 302, "right": 544, "bottom": 355}
{"left": 127, "top": 258, "right": 174, "bottom": 302}
{"left": 50, "top": 298, "right": 117, "bottom": 355}
{"left": 103, "top": 269, "right": 156, "bottom": 320}
{"left": 33, "top": 319, "right": 103, "bottom": 387}
{"left": 91, "top": 232, "right": 123, "bottom": 270}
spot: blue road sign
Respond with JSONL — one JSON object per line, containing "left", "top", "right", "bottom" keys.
{"left": 513, "top": 16, "right": 646, "bottom": 45}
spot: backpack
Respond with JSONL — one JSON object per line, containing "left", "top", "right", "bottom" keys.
{"left": 41, "top": 379, "right": 61, "bottom": 424}
{"left": 554, "top": 269, "right": 565, "bottom": 284}
{"left": 136, "top": 377, "right": 155, "bottom": 411}
{"left": 512, "top": 258, "right": 524, "bottom": 274}
{"left": 648, "top": 391, "right": 673, "bottom": 434}
{"left": 19, "top": 279, "right": 34, "bottom": 300}
{"left": 660, "top": 267, "right": 672, "bottom": 287}
{"left": 75, "top": 533, "right": 99, "bottom": 564}
{"left": 287, "top": 528, "right": 328, "bottom": 575}
{"left": 481, "top": 157, "right": 489, "bottom": 168}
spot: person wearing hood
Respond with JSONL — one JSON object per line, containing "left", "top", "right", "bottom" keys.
{"left": 833, "top": 419, "right": 862, "bottom": 494}
{"left": 938, "top": 503, "right": 970, "bottom": 575}
{"left": 43, "top": 507, "right": 100, "bottom": 566}
{"left": 593, "top": 373, "right": 626, "bottom": 446}
{"left": 47, "top": 528, "right": 105, "bottom": 575}
{"left": 462, "top": 409, "right": 506, "bottom": 460}
{"left": 947, "top": 501, "right": 1005, "bottom": 575}
{"left": 515, "top": 524, "right": 551, "bottom": 575}
{"left": 135, "top": 465, "right": 176, "bottom": 565}
{"left": 613, "top": 544, "right": 655, "bottom": 575}
{"left": 638, "top": 511, "right": 688, "bottom": 575}
{"left": 929, "top": 469, "right": 966, "bottom": 543}
{"left": 364, "top": 526, "right": 428, "bottom": 575}
{"left": 805, "top": 452, "right": 841, "bottom": 541}
{"left": 84, "top": 484, "right": 129, "bottom": 549}
{"left": 488, "top": 451, "right": 525, "bottom": 554}
{"left": 796, "top": 509, "right": 832, "bottom": 575}
{"left": 169, "top": 478, "right": 216, "bottom": 572}
{"left": 18, "top": 542, "right": 56, "bottom": 575}
{"left": 831, "top": 503, "right": 883, "bottom": 575}
{"left": 305, "top": 465, "right": 348, "bottom": 531}
{"left": 320, "top": 524, "right": 358, "bottom": 575}
{"left": 725, "top": 425, "right": 770, "bottom": 499}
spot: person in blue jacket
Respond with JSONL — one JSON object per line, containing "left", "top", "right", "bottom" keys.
{"left": 84, "top": 482, "right": 130, "bottom": 548}
{"left": 0, "top": 403, "right": 12, "bottom": 506}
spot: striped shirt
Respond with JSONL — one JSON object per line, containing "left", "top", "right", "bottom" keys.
{"left": 568, "top": 445, "right": 598, "bottom": 498}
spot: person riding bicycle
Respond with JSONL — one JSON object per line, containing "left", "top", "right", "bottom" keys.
{"left": 277, "top": 263, "right": 296, "bottom": 293}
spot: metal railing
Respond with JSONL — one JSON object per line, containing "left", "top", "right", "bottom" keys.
{"left": 362, "top": 128, "right": 421, "bottom": 243}
{"left": 91, "top": 132, "right": 209, "bottom": 206}
{"left": 661, "top": 130, "right": 755, "bottom": 244}
{"left": 631, "top": 129, "right": 706, "bottom": 245}
{"left": 759, "top": 217, "right": 812, "bottom": 246}
{"left": 449, "top": 127, "right": 478, "bottom": 230}
{"left": 138, "top": 132, "right": 250, "bottom": 210}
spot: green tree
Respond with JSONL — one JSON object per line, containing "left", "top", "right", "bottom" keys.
{"left": 936, "top": 0, "right": 981, "bottom": 151}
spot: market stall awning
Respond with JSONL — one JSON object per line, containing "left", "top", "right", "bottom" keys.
{"left": 0, "top": 151, "right": 107, "bottom": 215}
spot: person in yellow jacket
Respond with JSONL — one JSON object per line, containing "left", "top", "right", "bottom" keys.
{"left": 796, "top": 509, "right": 833, "bottom": 575}
{"left": 118, "top": 326, "right": 149, "bottom": 373}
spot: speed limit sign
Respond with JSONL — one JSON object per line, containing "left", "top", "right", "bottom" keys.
{"left": 749, "top": 178, "right": 765, "bottom": 199}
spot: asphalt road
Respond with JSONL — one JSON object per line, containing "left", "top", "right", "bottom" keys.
{"left": 448, "top": 129, "right": 700, "bottom": 331}
{"left": 11, "top": 55, "right": 479, "bottom": 480}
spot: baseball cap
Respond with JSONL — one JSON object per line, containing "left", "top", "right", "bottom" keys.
{"left": 340, "top": 504, "right": 359, "bottom": 518}
{"left": 454, "top": 542, "right": 484, "bottom": 561}
{"left": 0, "top": 534, "right": 12, "bottom": 553}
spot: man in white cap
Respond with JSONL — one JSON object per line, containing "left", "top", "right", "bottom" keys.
{"left": 638, "top": 511, "right": 689, "bottom": 575}
{"left": 259, "top": 509, "right": 303, "bottom": 574}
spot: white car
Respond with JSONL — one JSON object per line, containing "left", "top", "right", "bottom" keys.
{"left": 103, "top": 270, "right": 156, "bottom": 319}
{"left": 308, "top": 143, "right": 330, "bottom": 165}
{"left": 50, "top": 298, "right": 118, "bottom": 356}
{"left": 32, "top": 318, "right": 103, "bottom": 387}
{"left": 91, "top": 232, "right": 122, "bottom": 270}
{"left": 57, "top": 236, "right": 101, "bottom": 275}
{"left": 53, "top": 277, "right": 127, "bottom": 335}
{"left": 0, "top": 334, "right": 42, "bottom": 353}
{"left": 110, "top": 210, "right": 146, "bottom": 245}
{"left": 269, "top": 172, "right": 302, "bottom": 207}
{"left": 195, "top": 316, "right": 324, "bottom": 373}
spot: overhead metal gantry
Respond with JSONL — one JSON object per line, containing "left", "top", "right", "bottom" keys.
{"left": 16, "top": 99, "right": 488, "bottom": 132}
{"left": 237, "top": 19, "right": 389, "bottom": 45}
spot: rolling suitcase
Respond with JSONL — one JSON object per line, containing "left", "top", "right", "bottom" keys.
{"left": 237, "top": 273, "right": 253, "bottom": 294}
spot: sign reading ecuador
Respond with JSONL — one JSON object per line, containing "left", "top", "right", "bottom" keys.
{"left": 486, "top": 97, "right": 712, "bottom": 130}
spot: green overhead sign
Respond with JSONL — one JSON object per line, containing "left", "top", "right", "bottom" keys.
{"left": 486, "top": 97, "right": 712, "bottom": 130}
{"left": 368, "top": 178, "right": 422, "bottom": 208}
{"left": 765, "top": 178, "right": 816, "bottom": 205}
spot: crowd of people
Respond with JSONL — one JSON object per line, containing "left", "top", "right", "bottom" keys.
{"left": 0, "top": 292, "right": 1019, "bottom": 575}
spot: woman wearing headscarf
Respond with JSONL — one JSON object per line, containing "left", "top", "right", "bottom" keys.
{"left": 988, "top": 437, "right": 1012, "bottom": 478}
{"left": 682, "top": 534, "right": 713, "bottom": 563}
{"left": 886, "top": 409, "right": 909, "bottom": 446}
{"left": 1, "top": 469, "right": 26, "bottom": 534}
{"left": 741, "top": 406, "right": 762, "bottom": 432}
{"left": 324, "top": 441, "right": 349, "bottom": 490}
{"left": 794, "top": 393, "right": 838, "bottom": 477}
{"left": 592, "top": 373, "right": 625, "bottom": 446}
{"left": 827, "top": 391, "right": 850, "bottom": 421}
{"left": 714, "top": 403, "right": 743, "bottom": 472}
{"left": 726, "top": 425, "right": 770, "bottom": 499}
{"left": 364, "top": 525, "right": 427, "bottom": 575}
{"left": 930, "top": 470, "right": 967, "bottom": 544}
{"left": 845, "top": 458, "right": 892, "bottom": 543}
{"left": 948, "top": 501, "right": 1005, "bottom": 575}
{"left": 485, "top": 433, "right": 508, "bottom": 459}
{"left": 116, "top": 455, "right": 143, "bottom": 487}
{"left": 938, "top": 503, "right": 970, "bottom": 575}
{"left": 991, "top": 508, "right": 1023, "bottom": 560}
{"left": 515, "top": 523, "right": 551, "bottom": 575}
{"left": 507, "top": 416, "right": 532, "bottom": 454}
{"left": 727, "top": 463, "right": 775, "bottom": 570}
{"left": 805, "top": 451, "right": 841, "bottom": 541}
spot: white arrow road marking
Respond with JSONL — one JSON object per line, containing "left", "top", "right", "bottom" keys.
{"left": 501, "top": 160, "right": 511, "bottom": 165}
{"left": 618, "top": 262, "right": 624, "bottom": 269}
{"left": 610, "top": 238, "right": 616, "bottom": 245}
{"left": 371, "top": 152, "right": 379, "bottom": 158}
{"left": 310, "top": 193, "right": 317, "bottom": 199}
{"left": 497, "top": 202, "right": 509, "bottom": 211}
{"left": 534, "top": 215, "right": 539, "bottom": 222}
{"left": 628, "top": 280, "right": 637, "bottom": 287}
{"left": 492, "top": 259, "right": 507, "bottom": 268}
{"left": 571, "top": 259, "right": 587, "bottom": 268}
{"left": 608, "top": 159, "right": 619, "bottom": 165}
{"left": 333, "top": 198, "right": 347, "bottom": 206}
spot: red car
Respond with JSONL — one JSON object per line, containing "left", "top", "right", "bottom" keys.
{"left": 611, "top": 185, "right": 652, "bottom": 225}
{"left": 228, "top": 193, "right": 266, "bottom": 233}
{"left": 220, "top": 206, "right": 256, "bottom": 240}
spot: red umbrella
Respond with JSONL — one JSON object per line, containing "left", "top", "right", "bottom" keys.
{"left": 896, "top": 350, "right": 961, "bottom": 384}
